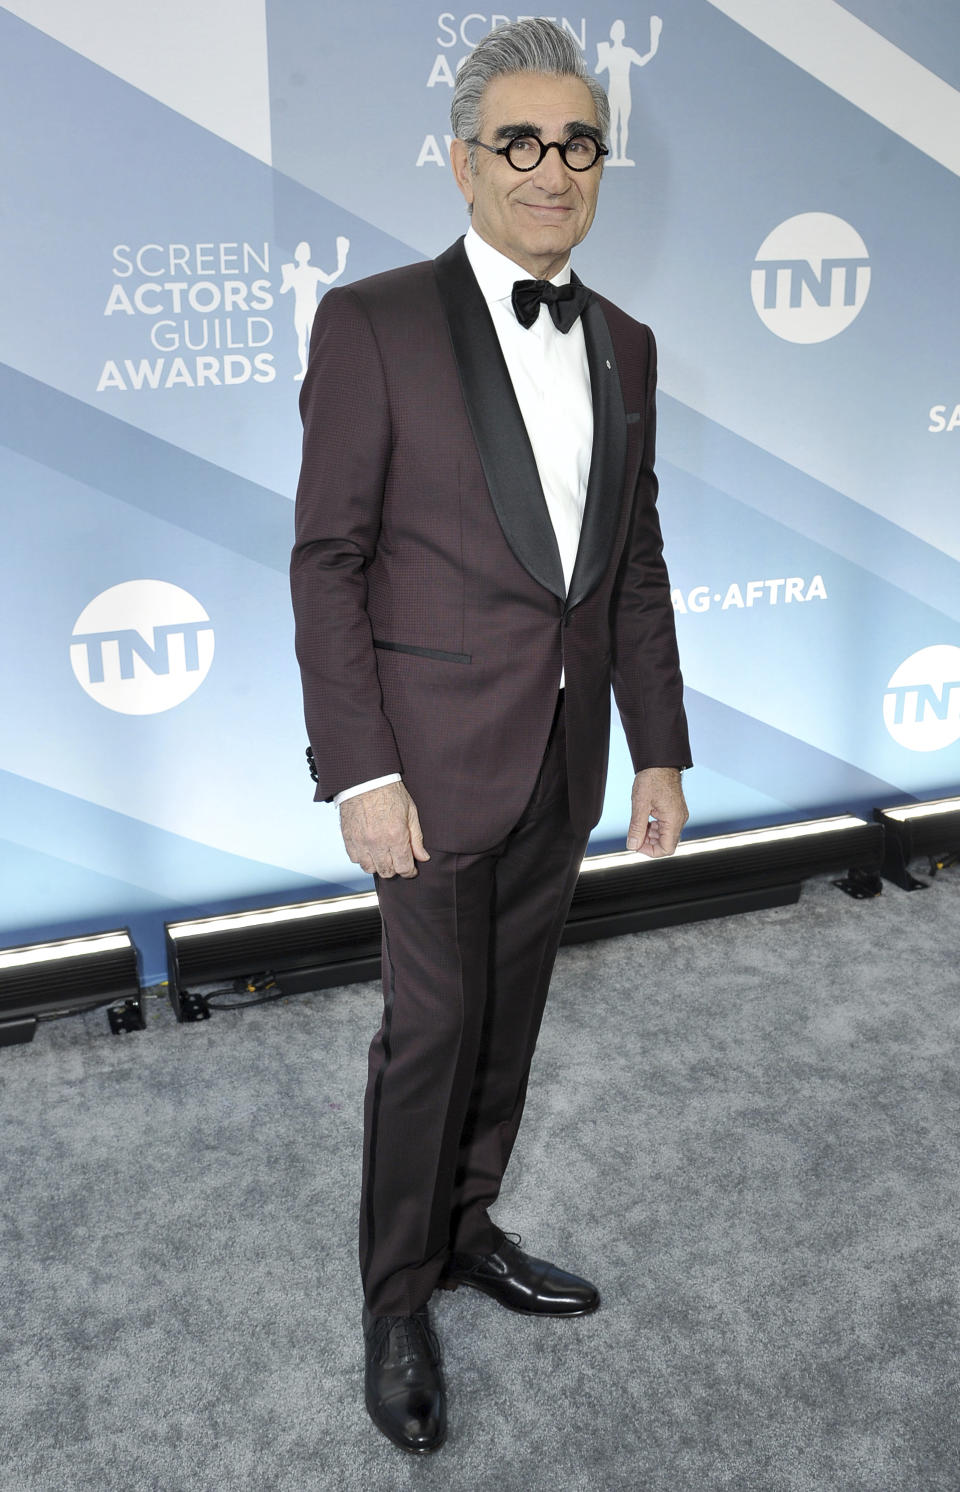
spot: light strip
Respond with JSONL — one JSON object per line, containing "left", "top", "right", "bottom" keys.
{"left": 170, "top": 891, "right": 380, "bottom": 941}
{"left": 0, "top": 931, "right": 131, "bottom": 972}
{"left": 170, "top": 816, "right": 871, "bottom": 940}
{"left": 881, "top": 797, "right": 960, "bottom": 823}
{"left": 579, "top": 815, "right": 868, "bottom": 874}
{"left": 703, "top": 0, "right": 960, "bottom": 180}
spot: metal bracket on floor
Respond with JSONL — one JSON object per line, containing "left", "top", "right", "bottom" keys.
{"left": 107, "top": 998, "right": 147, "bottom": 1035}
{"left": 176, "top": 991, "right": 212, "bottom": 1023}
{"left": 881, "top": 838, "right": 929, "bottom": 891}
{"left": 832, "top": 866, "right": 884, "bottom": 899}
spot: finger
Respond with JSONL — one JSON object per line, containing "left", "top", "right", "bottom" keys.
{"left": 632, "top": 813, "right": 666, "bottom": 857}
{"left": 656, "top": 815, "right": 682, "bottom": 856}
{"left": 389, "top": 840, "right": 417, "bottom": 878}
{"left": 372, "top": 850, "right": 398, "bottom": 879}
{"left": 626, "top": 804, "right": 651, "bottom": 852}
{"left": 408, "top": 808, "right": 431, "bottom": 863}
{"left": 638, "top": 824, "right": 660, "bottom": 856}
{"left": 644, "top": 823, "right": 674, "bottom": 859}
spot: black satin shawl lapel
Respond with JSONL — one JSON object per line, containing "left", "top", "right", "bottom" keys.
{"left": 433, "top": 239, "right": 566, "bottom": 601}
{"left": 566, "top": 287, "right": 627, "bottom": 614}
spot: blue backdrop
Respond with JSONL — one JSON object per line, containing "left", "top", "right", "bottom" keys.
{"left": 1, "top": 0, "right": 958, "bottom": 981}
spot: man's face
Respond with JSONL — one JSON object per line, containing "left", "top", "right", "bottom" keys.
{"left": 451, "top": 71, "right": 603, "bottom": 280}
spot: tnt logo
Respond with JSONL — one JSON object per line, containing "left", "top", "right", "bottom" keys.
{"left": 751, "top": 213, "right": 870, "bottom": 343}
{"left": 883, "top": 645, "right": 960, "bottom": 753}
{"left": 70, "top": 580, "right": 214, "bottom": 715}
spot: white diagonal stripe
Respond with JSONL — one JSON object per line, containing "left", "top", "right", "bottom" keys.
{"left": 3, "top": 0, "right": 272, "bottom": 164}
{"left": 704, "top": 0, "right": 960, "bottom": 178}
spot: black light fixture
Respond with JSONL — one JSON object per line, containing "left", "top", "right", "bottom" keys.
{"left": 563, "top": 813, "right": 882, "bottom": 941}
{"left": 165, "top": 893, "right": 382, "bottom": 1020}
{"left": 165, "top": 813, "right": 882, "bottom": 1015}
{"left": 0, "top": 930, "right": 143, "bottom": 1046}
{"left": 874, "top": 794, "right": 960, "bottom": 889}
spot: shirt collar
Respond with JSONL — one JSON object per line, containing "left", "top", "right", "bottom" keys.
{"left": 464, "top": 225, "right": 572, "bottom": 308}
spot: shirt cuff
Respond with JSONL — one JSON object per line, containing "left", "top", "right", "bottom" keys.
{"left": 333, "top": 773, "right": 402, "bottom": 808}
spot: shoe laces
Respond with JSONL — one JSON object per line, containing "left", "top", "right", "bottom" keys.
{"left": 370, "top": 1312, "right": 440, "bottom": 1367}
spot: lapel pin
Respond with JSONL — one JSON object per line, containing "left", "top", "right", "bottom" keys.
{"left": 605, "top": 359, "right": 611, "bottom": 369}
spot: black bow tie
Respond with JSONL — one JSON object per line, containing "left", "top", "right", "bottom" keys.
{"left": 511, "top": 277, "right": 591, "bottom": 333}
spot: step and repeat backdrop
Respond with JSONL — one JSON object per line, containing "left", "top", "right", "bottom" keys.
{"left": 1, "top": 0, "right": 958, "bottom": 980}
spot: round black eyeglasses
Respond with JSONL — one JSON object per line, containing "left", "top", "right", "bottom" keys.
{"left": 467, "top": 135, "right": 609, "bottom": 172}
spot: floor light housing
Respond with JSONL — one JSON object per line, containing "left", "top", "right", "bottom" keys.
{"left": 0, "top": 930, "right": 142, "bottom": 1046}
{"left": 874, "top": 795, "right": 960, "bottom": 889}
{"left": 563, "top": 815, "right": 882, "bottom": 941}
{"left": 165, "top": 815, "right": 882, "bottom": 1012}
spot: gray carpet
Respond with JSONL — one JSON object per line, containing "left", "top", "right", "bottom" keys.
{"left": 2, "top": 868, "right": 958, "bottom": 1491}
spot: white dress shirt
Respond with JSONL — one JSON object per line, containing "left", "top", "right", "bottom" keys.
{"left": 335, "top": 225, "right": 594, "bottom": 808}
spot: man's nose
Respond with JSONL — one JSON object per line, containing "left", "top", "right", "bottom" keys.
{"left": 530, "top": 143, "right": 573, "bottom": 193}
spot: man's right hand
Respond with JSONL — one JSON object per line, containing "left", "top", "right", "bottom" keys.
{"left": 339, "top": 782, "right": 430, "bottom": 879}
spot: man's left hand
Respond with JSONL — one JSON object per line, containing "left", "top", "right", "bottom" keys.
{"left": 626, "top": 767, "right": 688, "bottom": 857}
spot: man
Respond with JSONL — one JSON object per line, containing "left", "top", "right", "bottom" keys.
{"left": 290, "top": 18, "right": 691, "bottom": 1455}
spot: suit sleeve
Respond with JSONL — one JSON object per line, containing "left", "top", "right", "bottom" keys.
{"left": 290, "top": 287, "right": 403, "bottom": 802}
{"left": 610, "top": 327, "right": 692, "bottom": 772}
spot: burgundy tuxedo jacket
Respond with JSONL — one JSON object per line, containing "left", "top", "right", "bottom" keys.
{"left": 290, "top": 236, "right": 691, "bottom": 852}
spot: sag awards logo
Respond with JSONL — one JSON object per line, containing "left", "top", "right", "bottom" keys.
{"left": 281, "top": 237, "right": 350, "bottom": 380}
{"left": 883, "top": 645, "right": 960, "bottom": 753}
{"left": 70, "top": 580, "right": 215, "bottom": 715}
{"left": 420, "top": 12, "right": 662, "bottom": 168}
{"left": 751, "top": 213, "right": 871, "bottom": 344}
{"left": 96, "top": 235, "right": 351, "bottom": 392}
{"left": 671, "top": 574, "right": 827, "bottom": 615}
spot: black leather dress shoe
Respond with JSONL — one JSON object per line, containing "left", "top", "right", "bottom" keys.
{"left": 442, "top": 1235, "right": 600, "bottom": 1316}
{"left": 362, "top": 1305, "right": 446, "bottom": 1454}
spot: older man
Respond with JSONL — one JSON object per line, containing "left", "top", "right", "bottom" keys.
{"left": 291, "top": 18, "right": 690, "bottom": 1454}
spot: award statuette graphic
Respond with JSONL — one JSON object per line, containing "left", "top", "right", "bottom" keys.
{"left": 280, "top": 236, "right": 351, "bottom": 379}
{"left": 596, "top": 16, "right": 662, "bottom": 166}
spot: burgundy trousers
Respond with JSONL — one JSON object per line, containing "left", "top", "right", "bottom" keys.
{"left": 360, "top": 697, "right": 591, "bottom": 1317}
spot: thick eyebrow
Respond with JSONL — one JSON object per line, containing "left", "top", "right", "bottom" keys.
{"left": 492, "top": 122, "right": 541, "bottom": 142}
{"left": 491, "top": 120, "right": 603, "bottom": 142}
{"left": 563, "top": 120, "right": 603, "bottom": 141}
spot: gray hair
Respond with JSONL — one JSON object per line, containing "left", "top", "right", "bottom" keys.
{"left": 451, "top": 18, "right": 610, "bottom": 168}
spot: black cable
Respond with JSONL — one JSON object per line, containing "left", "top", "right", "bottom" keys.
{"left": 204, "top": 990, "right": 288, "bottom": 1012}
{"left": 203, "top": 975, "right": 286, "bottom": 1012}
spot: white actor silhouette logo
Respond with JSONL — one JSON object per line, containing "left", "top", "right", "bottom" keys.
{"left": 595, "top": 16, "right": 662, "bottom": 166}
{"left": 280, "top": 237, "right": 350, "bottom": 380}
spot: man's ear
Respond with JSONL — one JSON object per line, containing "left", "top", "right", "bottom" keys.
{"left": 449, "top": 139, "right": 475, "bottom": 207}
